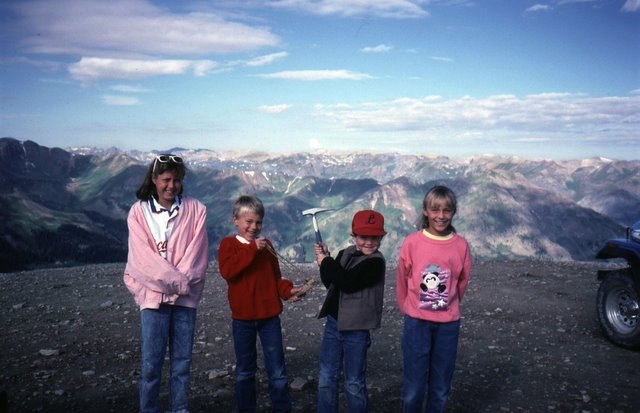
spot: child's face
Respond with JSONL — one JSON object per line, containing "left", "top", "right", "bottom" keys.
{"left": 152, "top": 170, "right": 182, "bottom": 209}
{"left": 353, "top": 235, "right": 382, "bottom": 255}
{"left": 233, "top": 210, "right": 263, "bottom": 241}
{"left": 423, "top": 199, "right": 454, "bottom": 236}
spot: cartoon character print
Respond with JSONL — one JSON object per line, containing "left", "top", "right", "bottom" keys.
{"left": 418, "top": 264, "right": 450, "bottom": 311}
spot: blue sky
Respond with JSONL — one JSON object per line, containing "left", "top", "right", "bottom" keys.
{"left": 1, "top": 0, "right": 639, "bottom": 160}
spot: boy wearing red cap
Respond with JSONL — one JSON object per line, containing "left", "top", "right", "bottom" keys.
{"left": 313, "top": 210, "right": 387, "bottom": 413}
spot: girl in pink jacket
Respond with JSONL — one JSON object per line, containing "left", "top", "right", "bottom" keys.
{"left": 124, "top": 154, "right": 208, "bottom": 413}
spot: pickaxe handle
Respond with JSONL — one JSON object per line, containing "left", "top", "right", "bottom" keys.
{"left": 312, "top": 216, "right": 323, "bottom": 243}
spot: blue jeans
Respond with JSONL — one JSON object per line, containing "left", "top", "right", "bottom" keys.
{"left": 401, "top": 315, "right": 460, "bottom": 413}
{"left": 317, "top": 315, "right": 371, "bottom": 413}
{"left": 232, "top": 316, "right": 292, "bottom": 413}
{"left": 139, "top": 304, "right": 197, "bottom": 413}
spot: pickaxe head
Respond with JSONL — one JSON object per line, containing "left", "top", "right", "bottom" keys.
{"left": 302, "top": 207, "right": 333, "bottom": 217}
{"left": 302, "top": 207, "right": 333, "bottom": 243}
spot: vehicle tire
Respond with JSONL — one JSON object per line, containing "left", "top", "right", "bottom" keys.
{"left": 596, "top": 270, "right": 640, "bottom": 350}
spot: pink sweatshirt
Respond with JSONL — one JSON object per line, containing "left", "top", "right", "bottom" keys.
{"left": 124, "top": 197, "right": 209, "bottom": 310}
{"left": 396, "top": 230, "right": 471, "bottom": 323}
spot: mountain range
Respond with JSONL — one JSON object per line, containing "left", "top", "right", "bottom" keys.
{"left": 1, "top": 137, "right": 638, "bottom": 272}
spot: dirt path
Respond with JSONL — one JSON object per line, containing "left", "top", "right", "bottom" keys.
{"left": 1, "top": 260, "right": 638, "bottom": 412}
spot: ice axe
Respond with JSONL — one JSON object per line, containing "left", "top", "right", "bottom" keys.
{"left": 302, "top": 207, "right": 333, "bottom": 244}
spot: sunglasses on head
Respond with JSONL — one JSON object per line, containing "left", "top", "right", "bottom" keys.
{"left": 152, "top": 154, "right": 184, "bottom": 174}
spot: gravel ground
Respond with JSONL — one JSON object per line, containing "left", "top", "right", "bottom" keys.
{"left": 1, "top": 260, "right": 638, "bottom": 413}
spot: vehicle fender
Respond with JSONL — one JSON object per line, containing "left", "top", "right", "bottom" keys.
{"left": 595, "top": 239, "right": 640, "bottom": 280}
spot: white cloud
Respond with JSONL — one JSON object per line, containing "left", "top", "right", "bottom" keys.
{"left": 69, "top": 57, "right": 217, "bottom": 83}
{"left": 258, "top": 104, "right": 292, "bottom": 113}
{"left": 246, "top": 52, "right": 289, "bottom": 67}
{"left": 622, "top": 0, "right": 640, "bottom": 12}
{"left": 308, "top": 138, "right": 323, "bottom": 149}
{"left": 0, "top": 56, "right": 65, "bottom": 72}
{"left": 526, "top": 0, "right": 640, "bottom": 13}
{"left": 525, "top": 4, "right": 552, "bottom": 12}
{"left": 315, "top": 93, "right": 640, "bottom": 144}
{"left": 360, "top": 44, "right": 393, "bottom": 53}
{"left": 429, "top": 56, "right": 453, "bottom": 63}
{"left": 258, "top": 69, "right": 373, "bottom": 80}
{"left": 557, "top": 0, "right": 599, "bottom": 5}
{"left": 12, "top": 0, "right": 280, "bottom": 57}
{"left": 110, "top": 84, "right": 151, "bottom": 93}
{"left": 102, "top": 95, "right": 141, "bottom": 106}
{"left": 266, "top": 0, "right": 429, "bottom": 18}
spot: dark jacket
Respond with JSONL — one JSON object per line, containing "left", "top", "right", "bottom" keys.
{"left": 317, "top": 245, "right": 385, "bottom": 331}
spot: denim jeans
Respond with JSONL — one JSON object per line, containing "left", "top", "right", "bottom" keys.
{"left": 232, "top": 316, "right": 292, "bottom": 413}
{"left": 139, "top": 304, "right": 197, "bottom": 413}
{"left": 401, "top": 315, "right": 460, "bottom": 413}
{"left": 317, "top": 315, "right": 371, "bottom": 413}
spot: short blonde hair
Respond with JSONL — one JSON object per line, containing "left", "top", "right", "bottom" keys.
{"left": 232, "top": 195, "right": 265, "bottom": 219}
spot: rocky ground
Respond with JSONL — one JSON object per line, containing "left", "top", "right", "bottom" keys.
{"left": 1, "top": 260, "right": 638, "bottom": 413}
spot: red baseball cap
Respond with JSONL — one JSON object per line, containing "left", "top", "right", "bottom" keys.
{"left": 352, "top": 210, "right": 387, "bottom": 236}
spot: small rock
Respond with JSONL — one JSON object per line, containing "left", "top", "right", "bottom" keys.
{"left": 207, "top": 369, "right": 229, "bottom": 379}
{"left": 39, "top": 349, "right": 60, "bottom": 357}
{"left": 290, "top": 376, "right": 308, "bottom": 391}
{"left": 213, "top": 388, "right": 233, "bottom": 398}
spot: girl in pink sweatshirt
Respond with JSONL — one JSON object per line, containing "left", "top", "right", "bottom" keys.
{"left": 396, "top": 185, "right": 471, "bottom": 413}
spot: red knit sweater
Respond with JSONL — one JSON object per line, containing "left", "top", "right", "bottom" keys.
{"left": 218, "top": 236, "right": 293, "bottom": 320}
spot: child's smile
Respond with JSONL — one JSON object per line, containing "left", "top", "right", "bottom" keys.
{"left": 354, "top": 235, "right": 381, "bottom": 255}
{"left": 233, "top": 211, "right": 263, "bottom": 241}
{"left": 423, "top": 202, "right": 454, "bottom": 236}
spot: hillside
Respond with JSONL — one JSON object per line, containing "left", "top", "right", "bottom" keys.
{"left": 1, "top": 137, "right": 639, "bottom": 272}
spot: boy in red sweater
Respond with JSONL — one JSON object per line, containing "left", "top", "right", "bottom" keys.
{"left": 218, "top": 195, "right": 302, "bottom": 413}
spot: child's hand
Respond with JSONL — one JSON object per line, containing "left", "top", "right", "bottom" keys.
{"left": 289, "top": 287, "right": 303, "bottom": 302}
{"left": 288, "top": 279, "right": 314, "bottom": 302}
{"left": 313, "top": 242, "right": 329, "bottom": 255}
{"left": 313, "top": 243, "right": 329, "bottom": 266}
{"left": 255, "top": 237, "right": 267, "bottom": 250}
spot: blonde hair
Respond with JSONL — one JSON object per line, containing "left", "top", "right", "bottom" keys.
{"left": 232, "top": 195, "right": 265, "bottom": 218}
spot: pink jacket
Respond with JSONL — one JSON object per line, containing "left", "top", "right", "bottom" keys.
{"left": 124, "top": 197, "right": 209, "bottom": 310}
